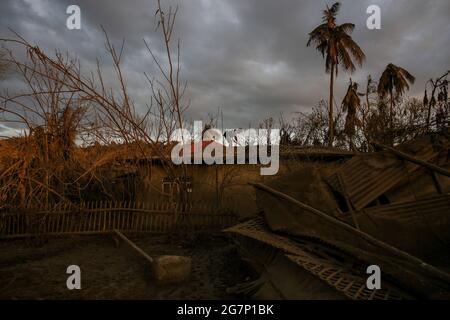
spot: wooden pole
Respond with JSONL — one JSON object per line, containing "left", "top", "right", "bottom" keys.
{"left": 373, "top": 142, "right": 450, "bottom": 177}
{"left": 113, "top": 229, "right": 154, "bottom": 264}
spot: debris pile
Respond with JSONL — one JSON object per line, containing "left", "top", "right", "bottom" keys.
{"left": 227, "top": 132, "right": 450, "bottom": 299}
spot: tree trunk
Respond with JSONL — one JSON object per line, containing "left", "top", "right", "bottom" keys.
{"left": 329, "top": 63, "right": 335, "bottom": 146}
{"left": 390, "top": 89, "right": 394, "bottom": 146}
{"left": 426, "top": 86, "right": 437, "bottom": 131}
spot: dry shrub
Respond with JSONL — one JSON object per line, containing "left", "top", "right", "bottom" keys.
{"left": 0, "top": 1, "right": 189, "bottom": 206}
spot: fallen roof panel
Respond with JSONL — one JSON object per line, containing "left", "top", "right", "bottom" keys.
{"left": 358, "top": 194, "right": 450, "bottom": 223}
{"left": 326, "top": 135, "right": 448, "bottom": 210}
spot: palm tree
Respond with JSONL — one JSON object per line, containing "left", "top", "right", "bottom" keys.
{"left": 377, "top": 63, "right": 415, "bottom": 135}
{"left": 307, "top": 2, "right": 365, "bottom": 146}
{"left": 342, "top": 80, "right": 361, "bottom": 150}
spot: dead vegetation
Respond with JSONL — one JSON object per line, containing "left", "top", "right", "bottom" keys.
{"left": 281, "top": 70, "right": 449, "bottom": 151}
{"left": 0, "top": 1, "right": 189, "bottom": 207}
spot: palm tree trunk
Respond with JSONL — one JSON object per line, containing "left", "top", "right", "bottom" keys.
{"left": 329, "top": 63, "right": 335, "bottom": 146}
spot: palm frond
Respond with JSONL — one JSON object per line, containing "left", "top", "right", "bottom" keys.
{"left": 308, "top": 3, "right": 364, "bottom": 75}
{"left": 340, "top": 34, "right": 365, "bottom": 66}
{"left": 338, "top": 23, "right": 355, "bottom": 34}
{"left": 330, "top": 2, "right": 341, "bottom": 13}
{"left": 398, "top": 67, "right": 415, "bottom": 84}
{"left": 377, "top": 63, "right": 415, "bottom": 99}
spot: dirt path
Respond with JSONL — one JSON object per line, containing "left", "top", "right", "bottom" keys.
{"left": 0, "top": 233, "right": 248, "bottom": 299}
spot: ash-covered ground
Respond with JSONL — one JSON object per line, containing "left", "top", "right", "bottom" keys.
{"left": 0, "top": 233, "right": 249, "bottom": 299}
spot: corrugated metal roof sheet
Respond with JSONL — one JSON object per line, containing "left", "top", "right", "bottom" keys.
{"left": 359, "top": 194, "right": 450, "bottom": 223}
{"left": 326, "top": 135, "right": 448, "bottom": 211}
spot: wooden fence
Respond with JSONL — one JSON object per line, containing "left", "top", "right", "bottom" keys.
{"left": 0, "top": 200, "right": 238, "bottom": 239}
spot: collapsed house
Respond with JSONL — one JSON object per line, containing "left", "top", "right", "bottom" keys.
{"left": 226, "top": 131, "right": 450, "bottom": 300}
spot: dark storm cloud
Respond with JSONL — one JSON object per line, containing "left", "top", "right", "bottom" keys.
{"left": 1, "top": 0, "right": 449, "bottom": 130}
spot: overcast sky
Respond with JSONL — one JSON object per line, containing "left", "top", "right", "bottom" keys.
{"left": 1, "top": 0, "right": 449, "bottom": 133}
